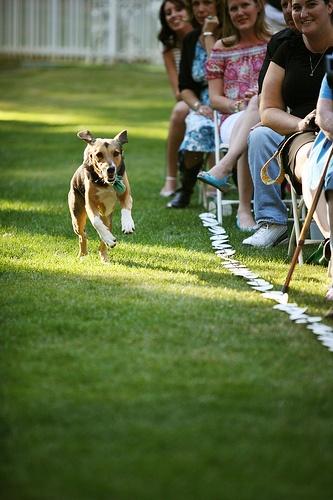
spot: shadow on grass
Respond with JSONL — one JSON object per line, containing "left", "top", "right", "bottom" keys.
{"left": 1, "top": 261, "right": 296, "bottom": 344}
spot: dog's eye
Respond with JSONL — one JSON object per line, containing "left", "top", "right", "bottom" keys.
{"left": 114, "top": 151, "right": 120, "bottom": 157}
{"left": 96, "top": 152, "right": 104, "bottom": 160}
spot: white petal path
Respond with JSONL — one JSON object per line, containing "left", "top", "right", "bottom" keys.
{"left": 199, "top": 212, "right": 333, "bottom": 353}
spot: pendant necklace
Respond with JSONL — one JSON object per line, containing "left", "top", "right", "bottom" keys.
{"left": 309, "top": 47, "right": 328, "bottom": 76}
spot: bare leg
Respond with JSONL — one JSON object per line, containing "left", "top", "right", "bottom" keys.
{"left": 160, "top": 101, "right": 189, "bottom": 196}
{"left": 208, "top": 96, "right": 260, "bottom": 179}
{"left": 236, "top": 152, "right": 256, "bottom": 228}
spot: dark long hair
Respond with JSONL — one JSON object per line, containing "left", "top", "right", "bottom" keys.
{"left": 158, "top": 0, "right": 188, "bottom": 50}
{"left": 184, "top": 0, "right": 224, "bottom": 30}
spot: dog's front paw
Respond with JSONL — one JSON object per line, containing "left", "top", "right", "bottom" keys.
{"left": 93, "top": 217, "right": 117, "bottom": 247}
{"left": 121, "top": 208, "right": 135, "bottom": 234}
{"left": 103, "top": 234, "right": 117, "bottom": 248}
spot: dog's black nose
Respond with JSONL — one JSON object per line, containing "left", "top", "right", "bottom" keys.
{"left": 107, "top": 166, "right": 115, "bottom": 175}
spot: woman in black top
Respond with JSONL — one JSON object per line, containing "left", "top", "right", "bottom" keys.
{"left": 243, "top": 0, "right": 333, "bottom": 249}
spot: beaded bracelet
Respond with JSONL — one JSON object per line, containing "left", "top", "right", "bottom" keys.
{"left": 234, "top": 100, "right": 242, "bottom": 113}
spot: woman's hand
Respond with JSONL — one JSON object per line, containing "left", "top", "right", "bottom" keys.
{"left": 244, "top": 88, "right": 258, "bottom": 102}
{"left": 297, "top": 109, "right": 317, "bottom": 132}
{"left": 202, "top": 15, "right": 219, "bottom": 34}
{"left": 233, "top": 99, "right": 247, "bottom": 112}
{"left": 197, "top": 105, "right": 214, "bottom": 119}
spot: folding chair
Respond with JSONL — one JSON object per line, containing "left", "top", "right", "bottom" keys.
{"left": 214, "top": 111, "right": 243, "bottom": 224}
{"left": 198, "top": 111, "right": 228, "bottom": 217}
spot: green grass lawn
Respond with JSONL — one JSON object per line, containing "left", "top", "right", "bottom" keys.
{"left": 1, "top": 60, "right": 333, "bottom": 500}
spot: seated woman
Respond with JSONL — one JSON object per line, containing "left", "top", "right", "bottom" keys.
{"left": 196, "top": 0, "right": 271, "bottom": 230}
{"left": 242, "top": 0, "right": 333, "bottom": 249}
{"left": 290, "top": 73, "right": 333, "bottom": 299}
{"left": 158, "top": 0, "right": 193, "bottom": 197}
{"left": 167, "top": 0, "right": 223, "bottom": 209}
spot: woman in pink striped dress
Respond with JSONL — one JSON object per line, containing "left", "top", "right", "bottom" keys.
{"left": 197, "top": 0, "right": 270, "bottom": 230}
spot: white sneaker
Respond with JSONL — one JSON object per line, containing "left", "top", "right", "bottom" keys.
{"left": 242, "top": 223, "right": 288, "bottom": 248}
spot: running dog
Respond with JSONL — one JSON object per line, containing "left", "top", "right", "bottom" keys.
{"left": 68, "top": 129, "right": 135, "bottom": 262}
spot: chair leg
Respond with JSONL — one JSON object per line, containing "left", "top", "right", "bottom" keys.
{"left": 213, "top": 110, "right": 225, "bottom": 224}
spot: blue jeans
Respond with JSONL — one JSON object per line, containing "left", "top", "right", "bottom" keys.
{"left": 248, "top": 126, "right": 288, "bottom": 225}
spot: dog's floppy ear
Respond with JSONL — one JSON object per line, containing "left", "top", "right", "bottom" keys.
{"left": 114, "top": 130, "right": 128, "bottom": 146}
{"left": 77, "top": 130, "right": 96, "bottom": 144}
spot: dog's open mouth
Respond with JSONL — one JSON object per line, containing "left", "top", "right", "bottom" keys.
{"left": 107, "top": 174, "right": 116, "bottom": 184}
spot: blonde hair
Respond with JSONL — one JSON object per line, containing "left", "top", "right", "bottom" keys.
{"left": 221, "top": 0, "right": 271, "bottom": 46}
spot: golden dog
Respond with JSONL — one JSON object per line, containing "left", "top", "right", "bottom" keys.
{"left": 68, "top": 130, "right": 135, "bottom": 262}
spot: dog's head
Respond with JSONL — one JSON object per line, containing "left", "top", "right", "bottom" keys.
{"left": 78, "top": 130, "right": 128, "bottom": 185}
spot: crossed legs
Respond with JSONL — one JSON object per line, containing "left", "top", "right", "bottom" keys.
{"left": 202, "top": 96, "right": 260, "bottom": 229}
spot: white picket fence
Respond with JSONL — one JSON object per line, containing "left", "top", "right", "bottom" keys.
{"left": 0, "top": 0, "right": 162, "bottom": 63}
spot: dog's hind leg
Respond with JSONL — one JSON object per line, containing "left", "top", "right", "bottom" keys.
{"left": 68, "top": 190, "right": 88, "bottom": 257}
{"left": 99, "top": 241, "right": 108, "bottom": 263}
{"left": 76, "top": 212, "right": 88, "bottom": 258}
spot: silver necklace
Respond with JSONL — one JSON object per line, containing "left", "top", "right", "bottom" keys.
{"left": 309, "top": 47, "right": 328, "bottom": 76}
